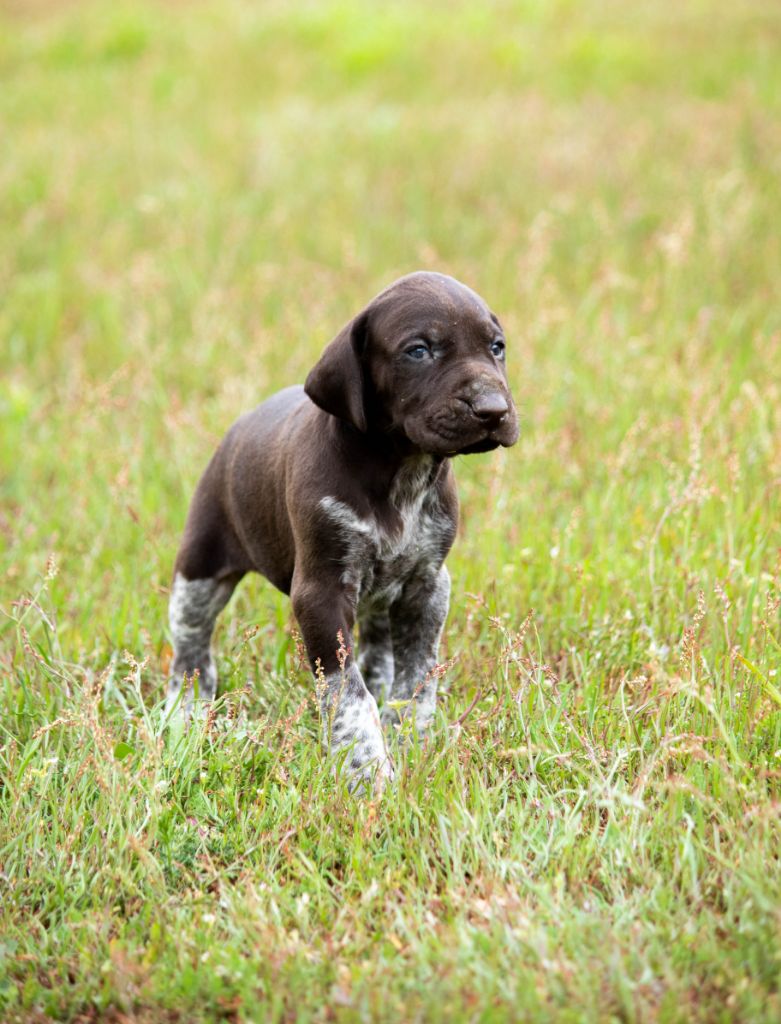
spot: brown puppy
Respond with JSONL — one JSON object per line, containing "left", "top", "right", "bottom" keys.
{"left": 167, "top": 272, "right": 518, "bottom": 787}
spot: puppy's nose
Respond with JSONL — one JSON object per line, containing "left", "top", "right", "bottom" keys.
{"left": 469, "top": 391, "right": 509, "bottom": 422}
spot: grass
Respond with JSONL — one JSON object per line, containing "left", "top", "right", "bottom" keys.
{"left": 1, "top": 0, "right": 781, "bottom": 1020}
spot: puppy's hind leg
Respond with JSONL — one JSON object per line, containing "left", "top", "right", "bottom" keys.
{"left": 167, "top": 572, "right": 239, "bottom": 717}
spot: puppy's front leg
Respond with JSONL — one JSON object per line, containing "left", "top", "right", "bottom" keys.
{"left": 382, "top": 566, "right": 450, "bottom": 735}
{"left": 357, "top": 605, "right": 394, "bottom": 703}
{"left": 291, "top": 579, "right": 393, "bottom": 789}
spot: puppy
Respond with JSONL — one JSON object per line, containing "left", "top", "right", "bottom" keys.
{"left": 167, "top": 272, "right": 518, "bottom": 786}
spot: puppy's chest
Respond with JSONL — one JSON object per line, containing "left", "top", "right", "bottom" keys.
{"left": 363, "top": 500, "right": 445, "bottom": 600}
{"left": 319, "top": 489, "right": 449, "bottom": 607}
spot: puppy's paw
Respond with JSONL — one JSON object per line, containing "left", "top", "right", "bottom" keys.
{"left": 336, "top": 723, "right": 395, "bottom": 794}
{"left": 380, "top": 699, "right": 406, "bottom": 731}
{"left": 345, "top": 745, "right": 395, "bottom": 796}
{"left": 165, "top": 684, "right": 188, "bottom": 719}
{"left": 165, "top": 681, "right": 214, "bottom": 726}
{"left": 381, "top": 698, "right": 433, "bottom": 739}
{"left": 326, "top": 690, "right": 394, "bottom": 794}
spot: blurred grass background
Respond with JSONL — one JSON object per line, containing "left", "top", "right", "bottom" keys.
{"left": 1, "top": 1, "right": 781, "bottom": 1021}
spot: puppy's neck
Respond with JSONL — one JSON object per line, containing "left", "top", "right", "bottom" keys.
{"left": 327, "top": 415, "right": 446, "bottom": 508}
{"left": 389, "top": 454, "right": 439, "bottom": 511}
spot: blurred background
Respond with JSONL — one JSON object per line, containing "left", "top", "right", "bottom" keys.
{"left": 1, "top": 0, "right": 780, "bottom": 670}
{"left": 3, "top": 4, "right": 781, "bottom": 1019}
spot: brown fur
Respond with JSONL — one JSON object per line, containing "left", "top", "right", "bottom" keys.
{"left": 168, "top": 272, "right": 518, "bottom": 783}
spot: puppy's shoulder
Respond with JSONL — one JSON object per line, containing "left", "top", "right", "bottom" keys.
{"left": 232, "top": 385, "right": 308, "bottom": 435}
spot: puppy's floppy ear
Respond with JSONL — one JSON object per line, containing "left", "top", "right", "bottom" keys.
{"left": 304, "top": 310, "right": 369, "bottom": 432}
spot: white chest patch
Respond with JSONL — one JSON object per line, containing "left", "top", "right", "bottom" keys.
{"left": 318, "top": 458, "right": 449, "bottom": 610}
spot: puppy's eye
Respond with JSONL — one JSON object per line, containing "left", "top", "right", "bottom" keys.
{"left": 490, "top": 339, "right": 506, "bottom": 359}
{"left": 405, "top": 344, "right": 431, "bottom": 361}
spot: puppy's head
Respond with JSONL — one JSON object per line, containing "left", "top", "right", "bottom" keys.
{"left": 305, "top": 272, "right": 519, "bottom": 457}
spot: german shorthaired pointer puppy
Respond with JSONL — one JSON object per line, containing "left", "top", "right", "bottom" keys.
{"left": 167, "top": 272, "right": 518, "bottom": 788}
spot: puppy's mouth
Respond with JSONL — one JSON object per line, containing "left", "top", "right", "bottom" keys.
{"left": 406, "top": 413, "right": 519, "bottom": 457}
{"left": 450, "top": 437, "right": 504, "bottom": 455}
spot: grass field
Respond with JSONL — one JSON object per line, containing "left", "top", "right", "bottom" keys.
{"left": 2, "top": 1, "right": 781, "bottom": 1020}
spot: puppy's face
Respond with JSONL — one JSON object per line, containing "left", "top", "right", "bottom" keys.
{"left": 305, "top": 272, "right": 519, "bottom": 457}
{"left": 365, "top": 273, "right": 519, "bottom": 456}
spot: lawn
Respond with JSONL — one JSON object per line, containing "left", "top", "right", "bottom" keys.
{"left": 1, "top": 1, "right": 781, "bottom": 1021}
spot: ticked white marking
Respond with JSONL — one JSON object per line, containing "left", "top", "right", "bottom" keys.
{"left": 318, "top": 459, "right": 446, "bottom": 610}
